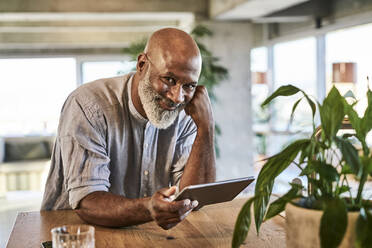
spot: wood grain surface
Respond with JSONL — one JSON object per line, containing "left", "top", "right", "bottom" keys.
{"left": 6, "top": 198, "right": 286, "bottom": 248}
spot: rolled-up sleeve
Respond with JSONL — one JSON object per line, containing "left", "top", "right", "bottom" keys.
{"left": 170, "top": 119, "right": 197, "bottom": 186}
{"left": 59, "top": 96, "right": 111, "bottom": 209}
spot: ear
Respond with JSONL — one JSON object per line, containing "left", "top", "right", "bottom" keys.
{"left": 136, "top": 53, "right": 147, "bottom": 73}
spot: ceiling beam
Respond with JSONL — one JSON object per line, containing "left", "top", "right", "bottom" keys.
{"left": 0, "top": 12, "right": 195, "bottom": 50}
{"left": 253, "top": 0, "right": 332, "bottom": 23}
{"left": 0, "top": 31, "right": 151, "bottom": 49}
{"left": 209, "top": 0, "right": 248, "bottom": 18}
{"left": 210, "top": 0, "right": 310, "bottom": 20}
{"left": 0, "top": 0, "right": 208, "bottom": 19}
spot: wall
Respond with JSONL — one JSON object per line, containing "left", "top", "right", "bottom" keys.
{"left": 199, "top": 21, "right": 254, "bottom": 180}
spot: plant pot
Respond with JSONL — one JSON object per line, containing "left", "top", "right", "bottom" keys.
{"left": 285, "top": 202, "right": 359, "bottom": 248}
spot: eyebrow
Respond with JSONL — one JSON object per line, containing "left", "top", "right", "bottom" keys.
{"left": 161, "top": 72, "right": 197, "bottom": 85}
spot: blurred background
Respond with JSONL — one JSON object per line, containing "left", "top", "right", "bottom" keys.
{"left": 1, "top": 0, "right": 372, "bottom": 246}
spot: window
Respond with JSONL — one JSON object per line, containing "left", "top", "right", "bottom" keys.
{"left": 0, "top": 58, "right": 76, "bottom": 136}
{"left": 326, "top": 23, "right": 372, "bottom": 116}
{"left": 251, "top": 47, "right": 269, "bottom": 126}
{"left": 251, "top": 47, "right": 269, "bottom": 158}
{"left": 82, "top": 60, "right": 136, "bottom": 83}
{"left": 273, "top": 37, "right": 317, "bottom": 132}
{"left": 0, "top": 57, "right": 137, "bottom": 137}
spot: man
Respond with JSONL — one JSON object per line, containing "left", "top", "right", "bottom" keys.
{"left": 41, "top": 28, "right": 216, "bottom": 230}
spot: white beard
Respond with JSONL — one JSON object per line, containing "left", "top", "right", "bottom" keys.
{"left": 138, "top": 67, "right": 184, "bottom": 129}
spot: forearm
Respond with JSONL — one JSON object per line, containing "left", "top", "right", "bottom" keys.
{"left": 76, "top": 191, "right": 152, "bottom": 227}
{"left": 179, "top": 126, "right": 216, "bottom": 190}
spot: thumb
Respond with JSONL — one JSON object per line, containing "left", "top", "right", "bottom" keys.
{"left": 159, "top": 186, "right": 177, "bottom": 197}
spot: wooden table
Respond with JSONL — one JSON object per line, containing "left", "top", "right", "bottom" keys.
{"left": 6, "top": 198, "right": 286, "bottom": 248}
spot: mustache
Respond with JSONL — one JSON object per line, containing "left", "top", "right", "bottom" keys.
{"left": 154, "top": 95, "right": 186, "bottom": 110}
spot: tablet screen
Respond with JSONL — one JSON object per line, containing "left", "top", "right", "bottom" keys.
{"left": 172, "top": 176, "right": 254, "bottom": 209}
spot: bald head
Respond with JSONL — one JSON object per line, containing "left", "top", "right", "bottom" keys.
{"left": 133, "top": 28, "right": 202, "bottom": 128}
{"left": 144, "top": 28, "right": 202, "bottom": 77}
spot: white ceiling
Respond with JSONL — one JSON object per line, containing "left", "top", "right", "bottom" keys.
{"left": 0, "top": 0, "right": 311, "bottom": 50}
{"left": 215, "top": 0, "right": 310, "bottom": 20}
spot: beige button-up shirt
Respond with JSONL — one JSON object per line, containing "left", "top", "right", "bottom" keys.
{"left": 41, "top": 73, "right": 196, "bottom": 210}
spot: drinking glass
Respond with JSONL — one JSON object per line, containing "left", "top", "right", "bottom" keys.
{"left": 51, "top": 225, "right": 95, "bottom": 248}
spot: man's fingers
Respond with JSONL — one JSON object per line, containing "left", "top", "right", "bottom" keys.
{"left": 167, "top": 199, "right": 192, "bottom": 213}
{"left": 158, "top": 186, "right": 177, "bottom": 198}
{"left": 155, "top": 190, "right": 192, "bottom": 211}
{"left": 179, "top": 208, "right": 192, "bottom": 220}
{"left": 164, "top": 199, "right": 198, "bottom": 214}
{"left": 158, "top": 208, "right": 194, "bottom": 230}
{"left": 153, "top": 200, "right": 196, "bottom": 222}
{"left": 174, "top": 200, "right": 197, "bottom": 215}
{"left": 183, "top": 84, "right": 213, "bottom": 128}
{"left": 151, "top": 188, "right": 199, "bottom": 230}
{"left": 157, "top": 215, "right": 187, "bottom": 230}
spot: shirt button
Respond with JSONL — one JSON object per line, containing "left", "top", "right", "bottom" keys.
{"left": 143, "top": 193, "right": 148, "bottom": 197}
{"left": 144, "top": 143, "right": 148, "bottom": 148}
{"left": 144, "top": 170, "right": 149, "bottom": 176}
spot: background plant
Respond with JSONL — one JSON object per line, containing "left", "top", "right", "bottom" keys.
{"left": 122, "top": 25, "right": 228, "bottom": 157}
{"left": 233, "top": 85, "right": 372, "bottom": 248}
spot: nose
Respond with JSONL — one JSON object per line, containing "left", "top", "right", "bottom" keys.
{"left": 167, "top": 85, "right": 184, "bottom": 105}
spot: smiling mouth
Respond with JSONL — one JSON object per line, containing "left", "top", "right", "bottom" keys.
{"left": 159, "top": 100, "right": 178, "bottom": 111}
{"left": 156, "top": 96, "right": 186, "bottom": 111}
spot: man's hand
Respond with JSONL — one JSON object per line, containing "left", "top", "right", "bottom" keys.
{"left": 147, "top": 186, "right": 198, "bottom": 230}
{"left": 179, "top": 85, "right": 216, "bottom": 190}
{"left": 185, "top": 85, "right": 214, "bottom": 131}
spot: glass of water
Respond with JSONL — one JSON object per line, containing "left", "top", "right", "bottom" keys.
{"left": 51, "top": 225, "right": 95, "bottom": 248}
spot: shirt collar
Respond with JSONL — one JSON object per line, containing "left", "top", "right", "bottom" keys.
{"left": 127, "top": 74, "right": 148, "bottom": 125}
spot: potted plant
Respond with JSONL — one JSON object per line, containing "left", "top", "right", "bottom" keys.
{"left": 232, "top": 84, "right": 372, "bottom": 248}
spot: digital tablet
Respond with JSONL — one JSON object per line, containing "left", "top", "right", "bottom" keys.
{"left": 171, "top": 176, "right": 255, "bottom": 210}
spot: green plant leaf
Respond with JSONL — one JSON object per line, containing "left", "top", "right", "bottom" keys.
{"left": 320, "top": 198, "right": 347, "bottom": 248}
{"left": 310, "top": 161, "right": 339, "bottom": 182}
{"left": 289, "top": 98, "right": 303, "bottom": 123}
{"left": 360, "top": 89, "right": 372, "bottom": 140}
{"left": 355, "top": 208, "right": 372, "bottom": 248}
{"left": 343, "top": 101, "right": 361, "bottom": 134}
{"left": 319, "top": 163, "right": 339, "bottom": 182}
{"left": 254, "top": 139, "right": 310, "bottom": 232}
{"left": 264, "top": 184, "right": 302, "bottom": 220}
{"left": 253, "top": 191, "right": 271, "bottom": 235}
{"left": 122, "top": 39, "right": 147, "bottom": 60}
{"left": 299, "top": 138, "right": 318, "bottom": 164}
{"left": 336, "top": 185, "right": 350, "bottom": 195}
{"left": 308, "top": 178, "right": 326, "bottom": 196}
{"left": 342, "top": 97, "right": 367, "bottom": 153}
{"left": 299, "top": 164, "right": 315, "bottom": 176}
{"left": 261, "top": 85, "right": 300, "bottom": 107}
{"left": 341, "top": 164, "right": 352, "bottom": 174}
{"left": 341, "top": 88, "right": 372, "bottom": 155}
{"left": 232, "top": 197, "right": 256, "bottom": 248}
{"left": 303, "top": 94, "right": 317, "bottom": 118}
{"left": 191, "top": 24, "right": 213, "bottom": 38}
{"left": 361, "top": 155, "right": 372, "bottom": 176}
{"left": 319, "top": 86, "right": 345, "bottom": 140}
{"left": 335, "top": 137, "right": 362, "bottom": 177}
